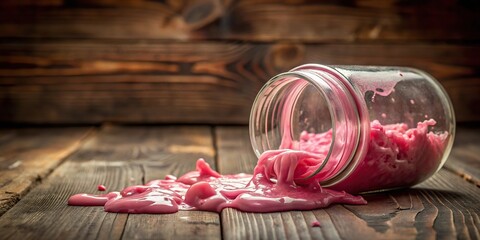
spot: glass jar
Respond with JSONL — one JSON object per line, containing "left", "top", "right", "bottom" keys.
{"left": 249, "top": 64, "right": 455, "bottom": 193}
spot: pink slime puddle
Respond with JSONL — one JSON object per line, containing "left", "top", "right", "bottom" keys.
{"left": 68, "top": 120, "right": 447, "bottom": 214}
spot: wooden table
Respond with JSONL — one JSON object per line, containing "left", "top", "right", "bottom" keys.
{"left": 0, "top": 125, "right": 478, "bottom": 239}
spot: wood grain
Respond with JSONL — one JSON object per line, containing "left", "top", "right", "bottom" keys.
{"left": 0, "top": 0, "right": 478, "bottom": 42}
{"left": 0, "top": 0, "right": 479, "bottom": 125}
{"left": 444, "top": 126, "right": 480, "bottom": 186}
{"left": 1, "top": 40, "right": 479, "bottom": 124}
{"left": 0, "top": 126, "right": 221, "bottom": 240}
{"left": 0, "top": 127, "right": 91, "bottom": 216}
{"left": 215, "top": 126, "right": 480, "bottom": 240}
{"left": 215, "top": 127, "right": 257, "bottom": 175}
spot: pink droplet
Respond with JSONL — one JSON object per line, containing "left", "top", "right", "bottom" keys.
{"left": 311, "top": 221, "right": 321, "bottom": 227}
{"left": 97, "top": 185, "right": 107, "bottom": 191}
{"left": 381, "top": 113, "right": 387, "bottom": 118}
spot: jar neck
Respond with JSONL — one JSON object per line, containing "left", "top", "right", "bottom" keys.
{"left": 249, "top": 64, "right": 369, "bottom": 186}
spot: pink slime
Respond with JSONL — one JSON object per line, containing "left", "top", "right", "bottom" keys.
{"left": 68, "top": 120, "right": 447, "bottom": 213}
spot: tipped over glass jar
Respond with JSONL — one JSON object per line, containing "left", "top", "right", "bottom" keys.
{"left": 250, "top": 64, "right": 455, "bottom": 193}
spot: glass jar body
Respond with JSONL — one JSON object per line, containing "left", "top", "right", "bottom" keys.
{"left": 249, "top": 64, "right": 455, "bottom": 193}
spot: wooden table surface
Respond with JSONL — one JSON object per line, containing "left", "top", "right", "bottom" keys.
{"left": 0, "top": 125, "right": 478, "bottom": 239}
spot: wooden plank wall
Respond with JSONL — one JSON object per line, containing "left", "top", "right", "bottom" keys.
{"left": 0, "top": 0, "right": 479, "bottom": 124}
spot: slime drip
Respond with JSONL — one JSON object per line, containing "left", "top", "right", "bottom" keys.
{"left": 68, "top": 120, "right": 447, "bottom": 214}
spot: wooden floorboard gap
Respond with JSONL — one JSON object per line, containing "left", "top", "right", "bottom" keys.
{"left": 211, "top": 127, "right": 220, "bottom": 171}
{"left": 119, "top": 214, "right": 129, "bottom": 240}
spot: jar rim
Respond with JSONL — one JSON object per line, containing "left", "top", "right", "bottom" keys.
{"left": 249, "top": 64, "right": 368, "bottom": 185}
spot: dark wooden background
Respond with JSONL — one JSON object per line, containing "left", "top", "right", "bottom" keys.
{"left": 1, "top": 0, "right": 479, "bottom": 124}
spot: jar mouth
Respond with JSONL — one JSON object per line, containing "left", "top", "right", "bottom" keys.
{"left": 249, "top": 71, "right": 337, "bottom": 179}
{"left": 250, "top": 64, "right": 367, "bottom": 185}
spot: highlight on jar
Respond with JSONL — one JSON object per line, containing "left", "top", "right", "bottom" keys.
{"left": 68, "top": 64, "right": 455, "bottom": 214}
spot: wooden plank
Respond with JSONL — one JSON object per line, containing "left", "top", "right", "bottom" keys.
{"left": 122, "top": 211, "right": 220, "bottom": 240}
{"left": 0, "top": 127, "right": 91, "bottom": 216}
{"left": 444, "top": 126, "right": 480, "bottom": 186}
{"left": 216, "top": 126, "right": 480, "bottom": 240}
{"left": 0, "top": 0, "right": 62, "bottom": 6}
{"left": 1, "top": 41, "right": 479, "bottom": 124}
{"left": 215, "top": 127, "right": 256, "bottom": 175}
{"left": 0, "top": 0, "right": 478, "bottom": 42}
{"left": 121, "top": 126, "right": 220, "bottom": 240}
{"left": 0, "top": 126, "right": 220, "bottom": 240}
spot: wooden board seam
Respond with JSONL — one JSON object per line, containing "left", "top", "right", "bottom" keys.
{"left": 211, "top": 126, "right": 219, "bottom": 171}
